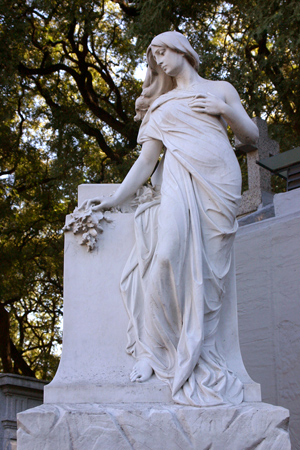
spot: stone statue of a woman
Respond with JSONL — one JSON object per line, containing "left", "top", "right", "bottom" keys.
{"left": 84, "top": 31, "right": 259, "bottom": 406}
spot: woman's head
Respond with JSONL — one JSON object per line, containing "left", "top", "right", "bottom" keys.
{"left": 134, "top": 31, "right": 199, "bottom": 121}
{"left": 147, "top": 31, "right": 199, "bottom": 72}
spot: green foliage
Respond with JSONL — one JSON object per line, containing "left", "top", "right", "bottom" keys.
{"left": 123, "top": 0, "right": 300, "bottom": 149}
{"left": 0, "top": 0, "right": 299, "bottom": 379}
{"left": 0, "top": 0, "right": 142, "bottom": 379}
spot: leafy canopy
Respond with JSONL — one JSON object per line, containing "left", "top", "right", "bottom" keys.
{"left": 0, "top": 0, "right": 299, "bottom": 378}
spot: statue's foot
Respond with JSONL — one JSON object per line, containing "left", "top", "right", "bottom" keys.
{"left": 130, "top": 360, "right": 153, "bottom": 382}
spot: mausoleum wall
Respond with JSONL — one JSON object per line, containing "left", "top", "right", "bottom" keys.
{"left": 236, "top": 187, "right": 300, "bottom": 449}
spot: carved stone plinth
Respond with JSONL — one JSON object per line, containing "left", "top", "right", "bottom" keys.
{"left": 16, "top": 185, "right": 292, "bottom": 449}
{"left": 43, "top": 184, "right": 261, "bottom": 406}
{"left": 17, "top": 402, "right": 291, "bottom": 450}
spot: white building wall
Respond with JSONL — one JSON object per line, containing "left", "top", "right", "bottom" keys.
{"left": 236, "top": 188, "right": 300, "bottom": 450}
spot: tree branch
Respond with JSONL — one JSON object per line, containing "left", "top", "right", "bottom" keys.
{"left": 35, "top": 80, "right": 121, "bottom": 162}
{"left": 10, "top": 339, "right": 36, "bottom": 377}
{"left": 0, "top": 168, "right": 16, "bottom": 176}
{"left": 0, "top": 303, "right": 13, "bottom": 372}
{"left": 18, "top": 61, "right": 79, "bottom": 80}
{"left": 112, "top": 0, "right": 139, "bottom": 17}
{"left": 18, "top": 61, "right": 131, "bottom": 136}
{"left": 254, "top": 34, "right": 297, "bottom": 121}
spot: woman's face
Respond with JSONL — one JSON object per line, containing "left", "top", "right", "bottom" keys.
{"left": 151, "top": 46, "right": 185, "bottom": 77}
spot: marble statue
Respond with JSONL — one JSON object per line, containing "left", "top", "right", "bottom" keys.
{"left": 81, "top": 31, "right": 259, "bottom": 407}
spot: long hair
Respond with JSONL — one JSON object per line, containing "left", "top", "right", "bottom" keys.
{"left": 134, "top": 31, "right": 200, "bottom": 121}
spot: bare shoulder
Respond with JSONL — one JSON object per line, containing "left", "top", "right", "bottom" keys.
{"left": 200, "top": 80, "right": 239, "bottom": 102}
{"left": 209, "top": 80, "right": 239, "bottom": 96}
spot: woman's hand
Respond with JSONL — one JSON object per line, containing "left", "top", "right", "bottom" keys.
{"left": 189, "top": 92, "right": 226, "bottom": 116}
{"left": 91, "top": 196, "right": 117, "bottom": 212}
{"left": 77, "top": 140, "right": 163, "bottom": 216}
{"left": 78, "top": 195, "right": 117, "bottom": 212}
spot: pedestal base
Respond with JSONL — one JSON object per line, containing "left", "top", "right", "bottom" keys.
{"left": 17, "top": 402, "right": 291, "bottom": 450}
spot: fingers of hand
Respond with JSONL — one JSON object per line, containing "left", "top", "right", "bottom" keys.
{"left": 86, "top": 197, "right": 103, "bottom": 209}
{"left": 189, "top": 96, "right": 222, "bottom": 115}
{"left": 91, "top": 204, "right": 104, "bottom": 212}
{"left": 130, "top": 370, "right": 139, "bottom": 382}
{"left": 189, "top": 101, "right": 207, "bottom": 108}
{"left": 193, "top": 93, "right": 207, "bottom": 99}
{"left": 92, "top": 198, "right": 102, "bottom": 205}
{"left": 78, "top": 199, "right": 88, "bottom": 211}
{"left": 189, "top": 100, "right": 207, "bottom": 112}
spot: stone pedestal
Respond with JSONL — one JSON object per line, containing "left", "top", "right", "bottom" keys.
{"left": 17, "top": 402, "right": 290, "bottom": 450}
{"left": 42, "top": 184, "right": 261, "bottom": 405}
{"left": 17, "top": 184, "right": 291, "bottom": 449}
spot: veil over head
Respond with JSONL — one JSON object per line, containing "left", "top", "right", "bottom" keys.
{"left": 147, "top": 31, "right": 200, "bottom": 71}
{"left": 134, "top": 31, "right": 199, "bottom": 121}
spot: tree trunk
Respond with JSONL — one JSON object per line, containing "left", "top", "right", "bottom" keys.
{"left": 0, "top": 303, "right": 13, "bottom": 372}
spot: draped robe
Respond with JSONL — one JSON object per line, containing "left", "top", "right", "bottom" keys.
{"left": 120, "top": 88, "right": 244, "bottom": 406}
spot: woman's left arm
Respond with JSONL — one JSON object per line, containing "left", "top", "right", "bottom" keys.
{"left": 189, "top": 81, "right": 259, "bottom": 145}
{"left": 220, "top": 81, "right": 259, "bottom": 144}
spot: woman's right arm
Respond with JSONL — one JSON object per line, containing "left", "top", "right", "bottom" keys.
{"left": 85, "top": 138, "right": 163, "bottom": 211}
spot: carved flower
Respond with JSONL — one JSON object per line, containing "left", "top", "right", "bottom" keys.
{"left": 63, "top": 207, "right": 113, "bottom": 251}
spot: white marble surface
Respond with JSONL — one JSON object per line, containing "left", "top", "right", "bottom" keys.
{"left": 17, "top": 402, "right": 291, "bottom": 450}
{"left": 46, "top": 31, "right": 260, "bottom": 407}
{"left": 17, "top": 29, "right": 296, "bottom": 449}
{"left": 44, "top": 183, "right": 260, "bottom": 405}
{"left": 74, "top": 31, "right": 259, "bottom": 406}
{"left": 274, "top": 188, "right": 300, "bottom": 217}
{"left": 44, "top": 185, "right": 162, "bottom": 403}
{"left": 236, "top": 189, "right": 300, "bottom": 450}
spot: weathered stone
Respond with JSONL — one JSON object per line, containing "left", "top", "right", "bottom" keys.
{"left": 236, "top": 117, "right": 280, "bottom": 216}
{"left": 236, "top": 188, "right": 300, "bottom": 449}
{"left": 44, "top": 183, "right": 261, "bottom": 406}
{"left": 238, "top": 203, "right": 275, "bottom": 226}
{"left": 17, "top": 402, "right": 291, "bottom": 450}
{"left": 17, "top": 31, "right": 294, "bottom": 450}
{"left": 0, "top": 374, "right": 46, "bottom": 450}
{"left": 274, "top": 188, "right": 300, "bottom": 216}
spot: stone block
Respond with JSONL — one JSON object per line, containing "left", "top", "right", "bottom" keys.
{"left": 274, "top": 188, "right": 300, "bottom": 217}
{"left": 17, "top": 402, "right": 291, "bottom": 450}
{"left": 236, "top": 199, "right": 300, "bottom": 449}
{"left": 45, "top": 184, "right": 261, "bottom": 406}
